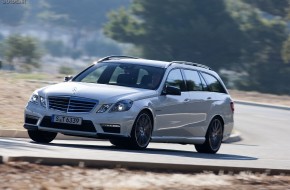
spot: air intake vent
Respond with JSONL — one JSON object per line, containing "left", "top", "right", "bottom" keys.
{"left": 48, "top": 96, "right": 98, "bottom": 113}
{"left": 25, "top": 115, "right": 39, "bottom": 125}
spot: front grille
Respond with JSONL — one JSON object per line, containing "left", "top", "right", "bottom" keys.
{"left": 48, "top": 96, "right": 98, "bottom": 113}
{"left": 40, "top": 116, "right": 96, "bottom": 133}
{"left": 48, "top": 96, "right": 69, "bottom": 112}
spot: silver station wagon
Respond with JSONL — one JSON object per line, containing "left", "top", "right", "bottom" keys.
{"left": 24, "top": 55, "right": 234, "bottom": 154}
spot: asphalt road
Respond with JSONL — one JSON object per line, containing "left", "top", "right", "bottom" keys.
{"left": 0, "top": 104, "right": 289, "bottom": 171}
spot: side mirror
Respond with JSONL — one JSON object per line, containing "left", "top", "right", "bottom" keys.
{"left": 64, "top": 75, "right": 73, "bottom": 82}
{"left": 162, "top": 86, "right": 181, "bottom": 95}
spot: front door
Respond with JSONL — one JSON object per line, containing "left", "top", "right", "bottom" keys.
{"left": 153, "top": 69, "right": 192, "bottom": 137}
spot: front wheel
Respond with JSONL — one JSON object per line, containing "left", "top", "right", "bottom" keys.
{"left": 129, "top": 111, "right": 153, "bottom": 150}
{"left": 195, "top": 118, "right": 223, "bottom": 154}
{"left": 28, "top": 130, "right": 57, "bottom": 143}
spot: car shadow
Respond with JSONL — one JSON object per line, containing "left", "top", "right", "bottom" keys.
{"left": 32, "top": 141, "right": 258, "bottom": 161}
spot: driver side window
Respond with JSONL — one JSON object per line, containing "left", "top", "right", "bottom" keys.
{"left": 165, "top": 69, "right": 186, "bottom": 92}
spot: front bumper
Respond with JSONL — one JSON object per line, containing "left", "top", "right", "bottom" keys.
{"left": 24, "top": 102, "right": 137, "bottom": 139}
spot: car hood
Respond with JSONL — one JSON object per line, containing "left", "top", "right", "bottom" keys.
{"left": 38, "top": 82, "right": 157, "bottom": 103}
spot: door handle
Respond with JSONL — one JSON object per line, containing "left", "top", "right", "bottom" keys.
{"left": 184, "top": 98, "right": 190, "bottom": 102}
{"left": 207, "top": 97, "right": 212, "bottom": 100}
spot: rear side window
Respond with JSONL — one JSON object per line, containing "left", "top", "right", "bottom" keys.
{"left": 199, "top": 72, "right": 210, "bottom": 91}
{"left": 183, "top": 69, "right": 203, "bottom": 91}
{"left": 201, "top": 72, "right": 226, "bottom": 93}
{"left": 165, "top": 69, "right": 186, "bottom": 92}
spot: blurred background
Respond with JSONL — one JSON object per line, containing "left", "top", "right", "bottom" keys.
{"left": 0, "top": 0, "right": 290, "bottom": 95}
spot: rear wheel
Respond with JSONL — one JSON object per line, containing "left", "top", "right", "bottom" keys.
{"left": 28, "top": 130, "right": 57, "bottom": 143}
{"left": 195, "top": 118, "right": 223, "bottom": 154}
{"left": 130, "top": 111, "right": 153, "bottom": 149}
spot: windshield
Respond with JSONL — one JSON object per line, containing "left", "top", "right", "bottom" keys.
{"left": 73, "top": 62, "right": 165, "bottom": 90}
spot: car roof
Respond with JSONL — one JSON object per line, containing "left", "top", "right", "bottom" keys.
{"left": 101, "top": 58, "right": 171, "bottom": 68}
{"left": 96, "top": 56, "right": 212, "bottom": 71}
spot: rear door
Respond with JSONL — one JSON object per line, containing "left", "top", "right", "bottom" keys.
{"left": 182, "top": 69, "right": 212, "bottom": 137}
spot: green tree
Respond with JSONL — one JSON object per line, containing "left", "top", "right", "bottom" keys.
{"left": 3, "top": 35, "right": 42, "bottom": 71}
{"left": 43, "top": 40, "right": 69, "bottom": 57}
{"left": 39, "top": 0, "right": 131, "bottom": 49}
{"left": 243, "top": 0, "right": 290, "bottom": 18}
{"left": 105, "top": 0, "right": 290, "bottom": 94}
{"left": 282, "top": 36, "right": 290, "bottom": 63}
{"left": 105, "top": 0, "right": 246, "bottom": 70}
{"left": 59, "top": 66, "right": 75, "bottom": 75}
{"left": 230, "top": 0, "right": 290, "bottom": 94}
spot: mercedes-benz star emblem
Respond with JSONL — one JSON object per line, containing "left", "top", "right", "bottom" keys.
{"left": 72, "top": 87, "right": 77, "bottom": 94}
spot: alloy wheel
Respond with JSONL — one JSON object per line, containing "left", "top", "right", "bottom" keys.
{"left": 209, "top": 119, "right": 223, "bottom": 151}
{"left": 134, "top": 113, "right": 152, "bottom": 148}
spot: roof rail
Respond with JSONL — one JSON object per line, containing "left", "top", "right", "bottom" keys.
{"left": 171, "top": 61, "right": 211, "bottom": 70}
{"left": 97, "top": 55, "right": 141, "bottom": 63}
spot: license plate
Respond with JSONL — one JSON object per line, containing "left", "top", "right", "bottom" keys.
{"left": 52, "top": 115, "right": 82, "bottom": 125}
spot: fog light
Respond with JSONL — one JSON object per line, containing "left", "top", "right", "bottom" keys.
{"left": 100, "top": 124, "right": 120, "bottom": 128}
{"left": 100, "top": 124, "right": 121, "bottom": 133}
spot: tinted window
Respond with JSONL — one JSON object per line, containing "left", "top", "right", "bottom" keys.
{"left": 201, "top": 72, "right": 226, "bottom": 93}
{"left": 81, "top": 65, "right": 107, "bottom": 83}
{"left": 73, "top": 63, "right": 165, "bottom": 90}
{"left": 183, "top": 70, "right": 203, "bottom": 91}
{"left": 137, "top": 69, "right": 149, "bottom": 84}
{"left": 165, "top": 69, "right": 186, "bottom": 91}
{"left": 199, "top": 72, "right": 210, "bottom": 91}
{"left": 109, "top": 66, "right": 125, "bottom": 83}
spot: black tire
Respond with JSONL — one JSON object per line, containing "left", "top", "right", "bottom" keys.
{"left": 195, "top": 118, "right": 223, "bottom": 154}
{"left": 109, "top": 138, "right": 130, "bottom": 148}
{"left": 129, "top": 111, "right": 153, "bottom": 150}
{"left": 28, "top": 130, "right": 57, "bottom": 143}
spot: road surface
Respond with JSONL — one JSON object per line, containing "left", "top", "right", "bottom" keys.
{"left": 0, "top": 104, "right": 289, "bottom": 171}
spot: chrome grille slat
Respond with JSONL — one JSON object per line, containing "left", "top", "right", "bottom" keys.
{"left": 49, "top": 98, "right": 69, "bottom": 101}
{"left": 49, "top": 100, "right": 69, "bottom": 103}
{"left": 50, "top": 105, "right": 68, "bottom": 110}
{"left": 68, "top": 109, "right": 91, "bottom": 110}
{"left": 48, "top": 102, "right": 69, "bottom": 106}
{"left": 69, "top": 101, "right": 95, "bottom": 105}
{"left": 69, "top": 104, "right": 94, "bottom": 107}
{"left": 48, "top": 96, "right": 98, "bottom": 113}
{"left": 68, "top": 105, "right": 95, "bottom": 109}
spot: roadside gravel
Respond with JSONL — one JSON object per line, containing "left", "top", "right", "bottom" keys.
{"left": 0, "top": 162, "right": 289, "bottom": 190}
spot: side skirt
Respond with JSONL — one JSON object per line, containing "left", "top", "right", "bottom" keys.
{"left": 151, "top": 136, "right": 205, "bottom": 144}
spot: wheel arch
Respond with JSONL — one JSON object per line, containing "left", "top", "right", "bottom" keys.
{"left": 139, "top": 108, "right": 154, "bottom": 129}
{"left": 129, "top": 108, "right": 154, "bottom": 149}
{"left": 130, "top": 108, "right": 155, "bottom": 136}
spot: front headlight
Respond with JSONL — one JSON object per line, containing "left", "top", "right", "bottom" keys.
{"left": 29, "top": 94, "right": 39, "bottom": 104}
{"left": 40, "top": 96, "right": 47, "bottom": 108}
{"left": 110, "top": 100, "right": 133, "bottom": 112}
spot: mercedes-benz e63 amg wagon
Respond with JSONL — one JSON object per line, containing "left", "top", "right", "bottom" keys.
{"left": 24, "top": 55, "right": 234, "bottom": 154}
